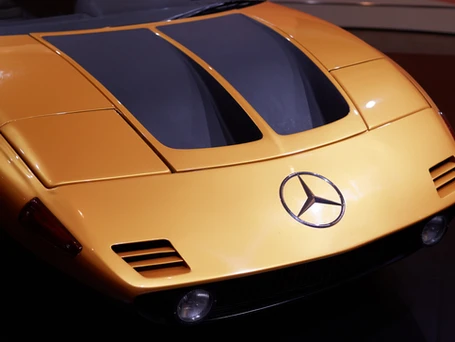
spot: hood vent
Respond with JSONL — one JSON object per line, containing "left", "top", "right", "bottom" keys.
{"left": 112, "top": 240, "right": 190, "bottom": 278}
{"left": 429, "top": 156, "right": 455, "bottom": 197}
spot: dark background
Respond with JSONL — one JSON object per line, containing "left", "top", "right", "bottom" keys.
{"left": 1, "top": 30, "right": 455, "bottom": 340}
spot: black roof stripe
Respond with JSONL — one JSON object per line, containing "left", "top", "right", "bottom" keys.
{"left": 158, "top": 14, "right": 349, "bottom": 135}
{"left": 45, "top": 28, "right": 261, "bottom": 149}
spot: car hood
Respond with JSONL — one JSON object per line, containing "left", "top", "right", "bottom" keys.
{"left": 0, "top": 2, "right": 385, "bottom": 186}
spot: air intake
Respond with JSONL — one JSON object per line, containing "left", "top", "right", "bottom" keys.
{"left": 112, "top": 240, "right": 190, "bottom": 278}
{"left": 429, "top": 156, "right": 455, "bottom": 197}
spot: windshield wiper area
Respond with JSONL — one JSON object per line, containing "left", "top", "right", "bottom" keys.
{"left": 168, "top": 1, "right": 265, "bottom": 20}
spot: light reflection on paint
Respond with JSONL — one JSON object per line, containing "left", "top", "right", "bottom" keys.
{"left": 365, "top": 100, "right": 376, "bottom": 109}
{"left": 0, "top": 70, "right": 12, "bottom": 81}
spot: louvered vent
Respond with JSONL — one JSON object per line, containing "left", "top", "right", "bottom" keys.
{"left": 429, "top": 156, "right": 455, "bottom": 197}
{"left": 112, "top": 240, "right": 190, "bottom": 278}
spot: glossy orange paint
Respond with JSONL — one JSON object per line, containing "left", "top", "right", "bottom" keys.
{"left": 241, "top": 2, "right": 384, "bottom": 70}
{"left": 0, "top": 36, "right": 112, "bottom": 127}
{"left": 0, "top": 110, "right": 170, "bottom": 187}
{"left": 1, "top": 1, "right": 455, "bottom": 305}
{"left": 331, "top": 58, "right": 430, "bottom": 129}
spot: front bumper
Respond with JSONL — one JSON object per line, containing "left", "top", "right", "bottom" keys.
{"left": 135, "top": 204, "right": 455, "bottom": 324}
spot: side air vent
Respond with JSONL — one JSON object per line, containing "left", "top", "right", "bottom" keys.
{"left": 430, "top": 156, "right": 455, "bottom": 197}
{"left": 112, "top": 240, "right": 190, "bottom": 278}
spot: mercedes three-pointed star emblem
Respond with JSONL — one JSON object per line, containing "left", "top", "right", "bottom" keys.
{"left": 279, "top": 172, "right": 346, "bottom": 228}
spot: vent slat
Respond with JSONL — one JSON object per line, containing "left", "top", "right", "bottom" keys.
{"left": 123, "top": 251, "right": 180, "bottom": 263}
{"left": 139, "top": 266, "right": 189, "bottom": 278}
{"left": 112, "top": 239, "right": 190, "bottom": 278}
{"left": 430, "top": 156, "right": 455, "bottom": 179}
{"left": 437, "top": 179, "right": 455, "bottom": 198}
{"left": 117, "top": 246, "right": 175, "bottom": 258}
{"left": 434, "top": 170, "right": 455, "bottom": 189}
{"left": 131, "top": 256, "right": 184, "bottom": 269}
{"left": 430, "top": 156, "right": 455, "bottom": 198}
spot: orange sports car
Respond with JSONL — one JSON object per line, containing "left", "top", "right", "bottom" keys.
{"left": 1, "top": 0, "right": 454, "bottom": 325}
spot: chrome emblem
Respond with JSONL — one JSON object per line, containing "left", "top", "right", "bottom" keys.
{"left": 279, "top": 172, "right": 345, "bottom": 228}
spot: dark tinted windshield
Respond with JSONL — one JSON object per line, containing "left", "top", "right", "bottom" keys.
{"left": 0, "top": 0, "right": 262, "bottom": 35}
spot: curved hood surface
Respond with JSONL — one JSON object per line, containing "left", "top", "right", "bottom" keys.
{"left": 1, "top": 2, "right": 383, "bottom": 183}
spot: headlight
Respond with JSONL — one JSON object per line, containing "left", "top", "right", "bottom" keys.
{"left": 421, "top": 215, "right": 447, "bottom": 246}
{"left": 176, "top": 289, "right": 213, "bottom": 323}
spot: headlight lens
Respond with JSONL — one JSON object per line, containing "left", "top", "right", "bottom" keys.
{"left": 176, "top": 289, "right": 213, "bottom": 323}
{"left": 421, "top": 215, "right": 447, "bottom": 246}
